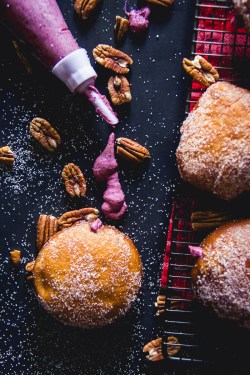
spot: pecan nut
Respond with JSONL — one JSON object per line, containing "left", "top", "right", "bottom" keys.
{"left": 36, "top": 214, "right": 58, "bottom": 250}
{"left": 26, "top": 260, "right": 35, "bottom": 280}
{"left": 146, "top": 0, "right": 175, "bottom": 6}
{"left": 74, "top": 0, "right": 100, "bottom": 20}
{"left": 58, "top": 207, "right": 99, "bottom": 229}
{"left": 62, "top": 163, "right": 87, "bottom": 197}
{"left": 10, "top": 250, "right": 21, "bottom": 265}
{"left": 166, "top": 336, "right": 180, "bottom": 357}
{"left": 114, "top": 16, "right": 129, "bottom": 42}
{"left": 143, "top": 338, "right": 164, "bottom": 362}
{"left": 191, "top": 210, "right": 232, "bottom": 231}
{"left": 155, "top": 294, "right": 166, "bottom": 316}
{"left": 12, "top": 40, "right": 32, "bottom": 75}
{"left": 108, "top": 76, "right": 132, "bottom": 105}
{"left": 183, "top": 55, "right": 219, "bottom": 87}
{"left": 0, "top": 146, "right": 14, "bottom": 167}
{"left": 30, "top": 118, "right": 61, "bottom": 151}
{"left": 93, "top": 44, "right": 133, "bottom": 74}
{"left": 116, "top": 137, "right": 150, "bottom": 164}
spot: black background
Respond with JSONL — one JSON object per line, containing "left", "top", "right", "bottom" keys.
{"left": 0, "top": 1, "right": 195, "bottom": 374}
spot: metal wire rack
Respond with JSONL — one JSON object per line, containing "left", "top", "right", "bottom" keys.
{"left": 159, "top": 0, "right": 250, "bottom": 366}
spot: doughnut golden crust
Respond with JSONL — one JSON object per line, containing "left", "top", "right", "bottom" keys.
{"left": 33, "top": 221, "right": 142, "bottom": 328}
{"left": 192, "top": 220, "right": 250, "bottom": 329}
{"left": 176, "top": 82, "right": 250, "bottom": 200}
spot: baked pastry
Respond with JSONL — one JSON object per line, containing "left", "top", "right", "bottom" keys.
{"left": 33, "top": 221, "right": 142, "bottom": 328}
{"left": 232, "top": 0, "right": 250, "bottom": 33}
{"left": 176, "top": 81, "right": 250, "bottom": 200}
{"left": 191, "top": 219, "right": 250, "bottom": 329}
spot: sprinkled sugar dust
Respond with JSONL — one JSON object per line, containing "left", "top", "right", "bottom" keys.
{"left": 0, "top": 0, "right": 194, "bottom": 373}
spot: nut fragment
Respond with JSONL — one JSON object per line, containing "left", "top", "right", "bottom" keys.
{"left": 165, "top": 336, "right": 180, "bottom": 357}
{"left": 30, "top": 118, "right": 61, "bottom": 151}
{"left": 0, "top": 146, "right": 14, "bottom": 167}
{"left": 74, "top": 0, "right": 101, "bottom": 20}
{"left": 62, "top": 163, "right": 87, "bottom": 197}
{"left": 25, "top": 260, "right": 35, "bottom": 280}
{"left": 191, "top": 210, "right": 232, "bottom": 231}
{"left": 93, "top": 44, "right": 133, "bottom": 74}
{"left": 116, "top": 137, "right": 150, "bottom": 164}
{"left": 12, "top": 40, "right": 32, "bottom": 75}
{"left": 10, "top": 250, "right": 21, "bottom": 265}
{"left": 108, "top": 76, "right": 132, "bottom": 105}
{"left": 146, "top": 0, "right": 175, "bottom": 6}
{"left": 183, "top": 55, "right": 219, "bottom": 87}
{"left": 114, "top": 16, "right": 129, "bottom": 42}
{"left": 36, "top": 214, "right": 58, "bottom": 250}
{"left": 155, "top": 294, "right": 166, "bottom": 316}
{"left": 58, "top": 207, "right": 99, "bottom": 229}
{"left": 143, "top": 338, "right": 164, "bottom": 361}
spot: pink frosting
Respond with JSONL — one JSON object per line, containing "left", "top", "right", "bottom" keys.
{"left": 188, "top": 245, "right": 203, "bottom": 258}
{"left": 127, "top": 7, "right": 151, "bottom": 33}
{"left": 90, "top": 218, "right": 103, "bottom": 232}
{"left": 93, "top": 133, "right": 127, "bottom": 220}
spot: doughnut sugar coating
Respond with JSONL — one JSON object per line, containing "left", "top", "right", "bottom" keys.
{"left": 192, "top": 220, "right": 250, "bottom": 329}
{"left": 33, "top": 221, "right": 142, "bottom": 328}
{"left": 176, "top": 81, "right": 250, "bottom": 200}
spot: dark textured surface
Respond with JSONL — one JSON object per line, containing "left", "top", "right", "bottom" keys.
{"left": 0, "top": 1, "right": 195, "bottom": 374}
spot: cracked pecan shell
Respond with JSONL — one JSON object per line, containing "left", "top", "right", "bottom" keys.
{"left": 116, "top": 137, "right": 150, "bottom": 164}
{"left": 58, "top": 207, "right": 99, "bottom": 229}
{"left": 114, "top": 16, "right": 129, "bottom": 42}
{"left": 0, "top": 146, "right": 14, "bottom": 167}
{"left": 93, "top": 44, "right": 133, "bottom": 74}
{"left": 183, "top": 55, "right": 219, "bottom": 87}
{"left": 108, "top": 75, "right": 132, "bottom": 105}
{"left": 74, "top": 0, "right": 101, "bottom": 20}
{"left": 30, "top": 118, "right": 61, "bottom": 151}
{"left": 62, "top": 163, "right": 87, "bottom": 197}
{"left": 36, "top": 214, "right": 58, "bottom": 250}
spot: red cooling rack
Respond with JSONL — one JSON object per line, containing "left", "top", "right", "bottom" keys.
{"left": 156, "top": 0, "right": 250, "bottom": 366}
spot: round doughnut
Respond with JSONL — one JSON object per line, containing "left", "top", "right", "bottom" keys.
{"left": 191, "top": 219, "right": 250, "bottom": 329}
{"left": 176, "top": 81, "right": 250, "bottom": 200}
{"left": 33, "top": 221, "right": 142, "bottom": 328}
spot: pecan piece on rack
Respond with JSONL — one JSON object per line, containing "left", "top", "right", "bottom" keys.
{"left": 183, "top": 55, "right": 219, "bottom": 87}
{"left": 93, "top": 44, "right": 133, "bottom": 74}
{"left": 74, "top": 0, "right": 101, "bottom": 20}
{"left": 108, "top": 75, "right": 132, "bottom": 105}
{"left": 12, "top": 40, "right": 32, "bottom": 75}
{"left": 191, "top": 210, "right": 232, "bottom": 231}
{"left": 143, "top": 338, "right": 164, "bottom": 362}
{"left": 146, "top": 0, "right": 175, "bottom": 6}
{"left": 58, "top": 207, "right": 99, "bottom": 229}
{"left": 0, "top": 146, "right": 14, "bottom": 167}
{"left": 30, "top": 118, "right": 61, "bottom": 151}
{"left": 114, "top": 16, "right": 129, "bottom": 42}
{"left": 155, "top": 294, "right": 166, "bottom": 316}
{"left": 26, "top": 260, "right": 35, "bottom": 280}
{"left": 10, "top": 250, "right": 21, "bottom": 265}
{"left": 36, "top": 214, "right": 58, "bottom": 250}
{"left": 165, "top": 336, "right": 180, "bottom": 357}
{"left": 116, "top": 137, "right": 150, "bottom": 164}
{"left": 62, "top": 163, "right": 87, "bottom": 197}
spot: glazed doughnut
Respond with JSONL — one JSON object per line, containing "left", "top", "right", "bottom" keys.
{"left": 191, "top": 219, "right": 250, "bottom": 329}
{"left": 176, "top": 81, "right": 250, "bottom": 200}
{"left": 33, "top": 221, "right": 142, "bottom": 328}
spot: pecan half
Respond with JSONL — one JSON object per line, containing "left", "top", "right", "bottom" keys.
{"left": 36, "top": 214, "right": 58, "bottom": 250}
{"left": 0, "top": 146, "right": 14, "bottom": 167}
{"left": 62, "top": 163, "right": 87, "bottom": 197}
{"left": 108, "top": 76, "right": 132, "bottom": 105}
{"left": 93, "top": 44, "right": 133, "bottom": 74}
{"left": 74, "top": 0, "right": 101, "bottom": 20}
{"left": 191, "top": 210, "right": 232, "bottom": 231}
{"left": 116, "top": 137, "right": 150, "bottom": 164}
{"left": 143, "top": 338, "right": 164, "bottom": 362}
{"left": 155, "top": 294, "right": 166, "bottom": 316}
{"left": 165, "top": 336, "right": 180, "bottom": 357}
{"left": 12, "top": 40, "right": 32, "bottom": 75}
{"left": 58, "top": 207, "right": 99, "bottom": 229}
{"left": 114, "top": 16, "right": 129, "bottom": 42}
{"left": 146, "top": 0, "right": 175, "bottom": 6}
{"left": 10, "top": 250, "right": 21, "bottom": 265}
{"left": 30, "top": 118, "right": 61, "bottom": 151}
{"left": 183, "top": 55, "right": 219, "bottom": 87}
{"left": 26, "top": 260, "right": 35, "bottom": 280}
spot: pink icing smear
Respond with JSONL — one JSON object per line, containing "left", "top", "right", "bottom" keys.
{"left": 93, "top": 133, "right": 127, "bottom": 220}
{"left": 85, "top": 86, "right": 118, "bottom": 127}
{"left": 125, "top": 1, "right": 150, "bottom": 33}
{"left": 90, "top": 218, "right": 103, "bottom": 232}
{"left": 189, "top": 245, "right": 203, "bottom": 258}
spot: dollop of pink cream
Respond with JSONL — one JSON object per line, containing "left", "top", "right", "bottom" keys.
{"left": 127, "top": 7, "right": 151, "bottom": 33}
{"left": 90, "top": 218, "right": 104, "bottom": 232}
{"left": 188, "top": 245, "right": 203, "bottom": 258}
{"left": 93, "top": 133, "right": 127, "bottom": 220}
